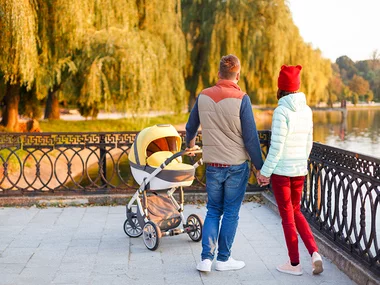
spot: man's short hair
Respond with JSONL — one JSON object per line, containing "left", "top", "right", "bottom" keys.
{"left": 219, "top": 55, "right": 240, "bottom": 80}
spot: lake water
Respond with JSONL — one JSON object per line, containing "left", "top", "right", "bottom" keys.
{"left": 77, "top": 108, "right": 380, "bottom": 188}
{"left": 256, "top": 108, "right": 380, "bottom": 159}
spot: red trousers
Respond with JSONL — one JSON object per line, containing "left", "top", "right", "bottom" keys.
{"left": 271, "top": 174, "right": 318, "bottom": 264}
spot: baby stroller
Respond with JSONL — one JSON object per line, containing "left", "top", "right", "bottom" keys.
{"left": 124, "top": 124, "right": 203, "bottom": 250}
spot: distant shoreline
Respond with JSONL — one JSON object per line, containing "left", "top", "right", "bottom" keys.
{"left": 254, "top": 104, "right": 380, "bottom": 112}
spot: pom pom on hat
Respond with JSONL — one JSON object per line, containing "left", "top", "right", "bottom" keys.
{"left": 278, "top": 65, "right": 302, "bottom": 92}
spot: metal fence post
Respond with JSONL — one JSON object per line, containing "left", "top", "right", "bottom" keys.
{"left": 99, "top": 134, "right": 107, "bottom": 186}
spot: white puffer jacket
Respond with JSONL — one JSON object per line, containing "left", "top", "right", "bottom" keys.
{"left": 260, "top": 92, "right": 313, "bottom": 177}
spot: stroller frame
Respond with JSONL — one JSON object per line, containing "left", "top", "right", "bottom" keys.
{"left": 124, "top": 150, "right": 203, "bottom": 250}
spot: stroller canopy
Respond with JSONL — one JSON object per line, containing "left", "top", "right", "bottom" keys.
{"left": 129, "top": 124, "right": 182, "bottom": 166}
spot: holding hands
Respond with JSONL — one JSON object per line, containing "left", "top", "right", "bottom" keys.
{"left": 256, "top": 170, "right": 270, "bottom": 187}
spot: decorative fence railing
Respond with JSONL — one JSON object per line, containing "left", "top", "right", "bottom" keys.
{"left": 0, "top": 131, "right": 379, "bottom": 276}
{"left": 0, "top": 131, "right": 271, "bottom": 196}
{"left": 304, "top": 142, "right": 380, "bottom": 277}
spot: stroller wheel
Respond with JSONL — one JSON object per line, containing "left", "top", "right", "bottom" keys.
{"left": 143, "top": 221, "right": 161, "bottom": 251}
{"left": 186, "top": 214, "right": 203, "bottom": 242}
{"left": 123, "top": 215, "right": 143, "bottom": 238}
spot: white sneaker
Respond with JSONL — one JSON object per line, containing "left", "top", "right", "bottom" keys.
{"left": 311, "top": 252, "right": 324, "bottom": 274}
{"left": 276, "top": 261, "right": 303, "bottom": 276}
{"left": 196, "top": 259, "right": 212, "bottom": 272}
{"left": 215, "top": 257, "right": 245, "bottom": 271}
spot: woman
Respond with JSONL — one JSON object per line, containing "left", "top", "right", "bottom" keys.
{"left": 257, "top": 65, "right": 323, "bottom": 276}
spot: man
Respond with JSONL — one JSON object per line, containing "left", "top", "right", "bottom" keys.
{"left": 186, "top": 54, "right": 265, "bottom": 272}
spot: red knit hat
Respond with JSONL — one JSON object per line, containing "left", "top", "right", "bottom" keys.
{"left": 278, "top": 65, "right": 302, "bottom": 91}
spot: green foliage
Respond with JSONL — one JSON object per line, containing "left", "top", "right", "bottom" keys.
{"left": 1, "top": 0, "right": 187, "bottom": 120}
{"left": 349, "top": 74, "right": 370, "bottom": 96}
{"left": 69, "top": 0, "right": 187, "bottom": 116}
{"left": 6, "top": 0, "right": 366, "bottom": 119}
{"left": 327, "top": 74, "right": 343, "bottom": 106}
{"left": 0, "top": 0, "right": 39, "bottom": 88}
{"left": 39, "top": 113, "right": 189, "bottom": 132}
{"left": 351, "top": 92, "right": 359, "bottom": 105}
{"left": 364, "top": 90, "right": 374, "bottom": 103}
{"left": 181, "top": 0, "right": 332, "bottom": 106}
{"left": 336, "top": 56, "right": 358, "bottom": 84}
{"left": 341, "top": 86, "right": 352, "bottom": 101}
{"left": 335, "top": 53, "right": 380, "bottom": 102}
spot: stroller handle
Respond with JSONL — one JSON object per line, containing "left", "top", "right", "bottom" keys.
{"left": 162, "top": 149, "right": 202, "bottom": 167}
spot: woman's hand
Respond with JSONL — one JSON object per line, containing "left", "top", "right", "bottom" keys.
{"left": 256, "top": 170, "right": 270, "bottom": 186}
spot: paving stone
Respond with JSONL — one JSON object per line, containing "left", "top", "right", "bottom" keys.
{"left": 0, "top": 273, "right": 18, "bottom": 285}
{"left": 25, "top": 249, "right": 65, "bottom": 267}
{"left": 0, "top": 263, "right": 25, "bottom": 274}
{"left": 52, "top": 271, "right": 92, "bottom": 284}
{"left": 0, "top": 204, "right": 359, "bottom": 285}
{"left": 58, "top": 262, "right": 95, "bottom": 273}
{"left": 14, "top": 266, "right": 56, "bottom": 285}
{"left": 0, "top": 247, "right": 35, "bottom": 264}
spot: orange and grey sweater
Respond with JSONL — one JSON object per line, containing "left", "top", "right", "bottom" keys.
{"left": 186, "top": 79, "right": 263, "bottom": 169}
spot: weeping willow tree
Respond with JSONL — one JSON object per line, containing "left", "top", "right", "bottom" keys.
{"left": 0, "top": 0, "right": 85, "bottom": 125}
{"left": 72, "top": 0, "right": 187, "bottom": 117}
{"left": 1, "top": 0, "right": 186, "bottom": 125}
{"left": 0, "top": 0, "right": 39, "bottom": 130}
{"left": 35, "top": 0, "right": 89, "bottom": 119}
{"left": 182, "top": 0, "right": 332, "bottom": 108}
{"left": 1, "top": 0, "right": 332, "bottom": 127}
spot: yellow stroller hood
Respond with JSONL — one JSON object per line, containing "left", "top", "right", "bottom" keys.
{"left": 129, "top": 124, "right": 195, "bottom": 190}
{"left": 129, "top": 124, "right": 182, "bottom": 166}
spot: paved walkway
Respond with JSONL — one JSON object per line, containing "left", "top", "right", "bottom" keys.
{"left": 0, "top": 202, "right": 356, "bottom": 285}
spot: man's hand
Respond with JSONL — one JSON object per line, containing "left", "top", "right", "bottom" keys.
{"left": 185, "top": 145, "right": 201, "bottom": 156}
{"left": 256, "top": 170, "right": 270, "bottom": 187}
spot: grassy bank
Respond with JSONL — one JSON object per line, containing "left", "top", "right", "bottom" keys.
{"left": 39, "top": 113, "right": 190, "bottom": 132}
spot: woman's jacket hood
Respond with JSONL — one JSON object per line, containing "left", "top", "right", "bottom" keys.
{"left": 278, "top": 92, "right": 307, "bottom": 112}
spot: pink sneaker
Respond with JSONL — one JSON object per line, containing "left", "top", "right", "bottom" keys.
{"left": 276, "top": 261, "right": 303, "bottom": 276}
{"left": 311, "top": 252, "right": 324, "bottom": 274}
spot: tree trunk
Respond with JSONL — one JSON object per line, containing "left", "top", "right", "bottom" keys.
{"left": 187, "top": 93, "right": 196, "bottom": 112}
{"left": 1, "top": 83, "right": 20, "bottom": 131}
{"left": 44, "top": 90, "right": 60, "bottom": 119}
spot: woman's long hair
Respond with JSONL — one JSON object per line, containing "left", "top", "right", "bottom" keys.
{"left": 277, "top": 89, "right": 297, "bottom": 100}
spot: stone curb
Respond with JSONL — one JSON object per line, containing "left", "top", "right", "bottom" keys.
{"left": 261, "top": 190, "right": 380, "bottom": 285}
{"left": 0, "top": 191, "right": 263, "bottom": 207}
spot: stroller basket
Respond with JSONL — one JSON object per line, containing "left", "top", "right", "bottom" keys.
{"left": 142, "top": 195, "right": 181, "bottom": 231}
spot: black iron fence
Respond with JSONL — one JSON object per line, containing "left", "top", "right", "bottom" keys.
{"left": 0, "top": 131, "right": 379, "bottom": 276}
{"left": 0, "top": 131, "right": 270, "bottom": 196}
{"left": 304, "top": 143, "right": 380, "bottom": 276}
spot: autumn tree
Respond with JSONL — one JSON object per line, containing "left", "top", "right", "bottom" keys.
{"left": 0, "top": 0, "right": 39, "bottom": 131}
{"left": 335, "top": 50, "right": 380, "bottom": 102}
{"left": 71, "top": 0, "right": 187, "bottom": 117}
{"left": 364, "top": 90, "right": 374, "bottom": 103}
{"left": 181, "top": 0, "right": 332, "bottom": 108}
{"left": 349, "top": 75, "right": 370, "bottom": 98}
{"left": 327, "top": 75, "right": 343, "bottom": 107}
{"left": 342, "top": 86, "right": 352, "bottom": 102}
{"left": 336, "top": 56, "right": 357, "bottom": 84}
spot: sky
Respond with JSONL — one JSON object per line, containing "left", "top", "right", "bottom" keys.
{"left": 286, "top": 0, "right": 380, "bottom": 62}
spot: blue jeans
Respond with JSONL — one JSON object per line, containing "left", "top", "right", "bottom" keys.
{"left": 201, "top": 161, "right": 249, "bottom": 262}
